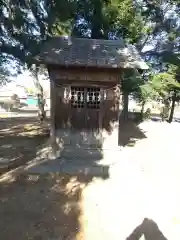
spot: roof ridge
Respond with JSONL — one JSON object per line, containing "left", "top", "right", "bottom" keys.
{"left": 49, "top": 36, "right": 125, "bottom": 44}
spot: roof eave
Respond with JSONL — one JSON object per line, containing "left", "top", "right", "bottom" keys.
{"left": 36, "top": 58, "right": 149, "bottom": 70}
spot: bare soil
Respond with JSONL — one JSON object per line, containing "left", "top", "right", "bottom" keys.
{"left": 0, "top": 117, "right": 49, "bottom": 174}
{"left": 0, "top": 117, "right": 92, "bottom": 240}
{"left": 0, "top": 119, "right": 180, "bottom": 239}
{"left": 0, "top": 173, "right": 90, "bottom": 240}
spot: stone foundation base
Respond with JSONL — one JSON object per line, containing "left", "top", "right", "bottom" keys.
{"left": 54, "top": 126, "right": 121, "bottom": 159}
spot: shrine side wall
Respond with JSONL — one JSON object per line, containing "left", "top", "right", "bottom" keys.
{"left": 48, "top": 66, "right": 122, "bottom": 150}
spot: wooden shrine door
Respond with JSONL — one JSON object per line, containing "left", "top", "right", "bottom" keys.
{"left": 70, "top": 86, "right": 103, "bottom": 147}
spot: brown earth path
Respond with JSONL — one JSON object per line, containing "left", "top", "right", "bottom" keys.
{"left": 0, "top": 121, "right": 180, "bottom": 239}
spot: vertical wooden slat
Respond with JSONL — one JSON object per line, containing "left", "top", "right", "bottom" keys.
{"left": 84, "top": 87, "right": 88, "bottom": 129}
{"left": 99, "top": 88, "right": 104, "bottom": 131}
{"left": 65, "top": 85, "right": 71, "bottom": 129}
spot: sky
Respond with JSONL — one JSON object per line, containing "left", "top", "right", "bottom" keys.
{"left": 13, "top": 72, "right": 35, "bottom": 88}
{"left": 10, "top": 70, "right": 50, "bottom": 90}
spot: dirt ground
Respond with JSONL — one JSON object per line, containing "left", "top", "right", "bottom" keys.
{"left": 76, "top": 121, "right": 180, "bottom": 240}
{"left": 0, "top": 119, "right": 180, "bottom": 239}
{"left": 0, "top": 117, "right": 96, "bottom": 240}
{"left": 0, "top": 173, "right": 91, "bottom": 240}
{"left": 0, "top": 117, "right": 49, "bottom": 174}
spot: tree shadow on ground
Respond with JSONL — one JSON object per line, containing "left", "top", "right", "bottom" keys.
{"left": 10, "top": 106, "right": 46, "bottom": 114}
{"left": 0, "top": 117, "right": 49, "bottom": 175}
{"left": 0, "top": 173, "right": 92, "bottom": 240}
{"left": 0, "top": 116, "right": 109, "bottom": 179}
{"left": 11, "top": 108, "right": 38, "bottom": 114}
{"left": 118, "top": 118, "right": 147, "bottom": 147}
{"left": 174, "top": 117, "right": 180, "bottom": 123}
{"left": 0, "top": 116, "right": 109, "bottom": 239}
{"left": 126, "top": 218, "right": 168, "bottom": 240}
{"left": 151, "top": 113, "right": 180, "bottom": 123}
{"left": 150, "top": 113, "right": 162, "bottom": 122}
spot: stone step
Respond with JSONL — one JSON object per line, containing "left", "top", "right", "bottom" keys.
{"left": 25, "top": 157, "right": 110, "bottom": 179}
{"left": 60, "top": 147, "right": 103, "bottom": 160}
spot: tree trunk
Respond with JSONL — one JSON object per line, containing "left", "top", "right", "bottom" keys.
{"left": 91, "top": 0, "right": 104, "bottom": 39}
{"left": 140, "top": 100, "right": 146, "bottom": 120}
{"left": 31, "top": 64, "right": 46, "bottom": 122}
{"left": 36, "top": 85, "right": 46, "bottom": 122}
{"left": 168, "top": 94, "right": 176, "bottom": 123}
{"left": 49, "top": 71, "right": 56, "bottom": 143}
{"left": 123, "top": 91, "right": 129, "bottom": 121}
{"left": 48, "top": 68, "right": 59, "bottom": 157}
{"left": 160, "top": 99, "right": 170, "bottom": 122}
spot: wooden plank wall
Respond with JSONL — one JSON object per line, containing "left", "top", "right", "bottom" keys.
{"left": 48, "top": 66, "right": 121, "bottom": 133}
{"left": 50, "top": 66, "right": 121, "bottom": 84}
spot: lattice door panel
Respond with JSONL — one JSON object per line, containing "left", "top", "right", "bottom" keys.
{"left": 70, "top": 86, "right": 102, "bottom": 130}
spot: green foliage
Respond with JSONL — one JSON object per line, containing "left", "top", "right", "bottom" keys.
{"left": 0, "top": 0, "right": 75, "bottom": 117}
{"left": 122, "top": 69, "right": 144, "bottom": 93}
{"left": 0, "top": 0, "right": 77, "bottom": 68}
{"left": 0, "top": 0, "right": 179, "bottom": 116}
{"left": 150, "top": 63, "right": 180, "bottom": 122}
{"left": 151, "top": 68, "right": 180, "bottom": 99}
{"left": 139, "top": 82, "right": 156, "bottom": 101}
{"left": 0, "top": 66, "right": 10, "bottom": 86}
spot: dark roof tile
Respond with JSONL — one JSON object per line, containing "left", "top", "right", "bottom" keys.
{"left": 36, "top": 36, "right": 149, "bottom": 69}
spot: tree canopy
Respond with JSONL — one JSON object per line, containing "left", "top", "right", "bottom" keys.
{"left": 0, "top": 0, "right": 179, "bottom": 121}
